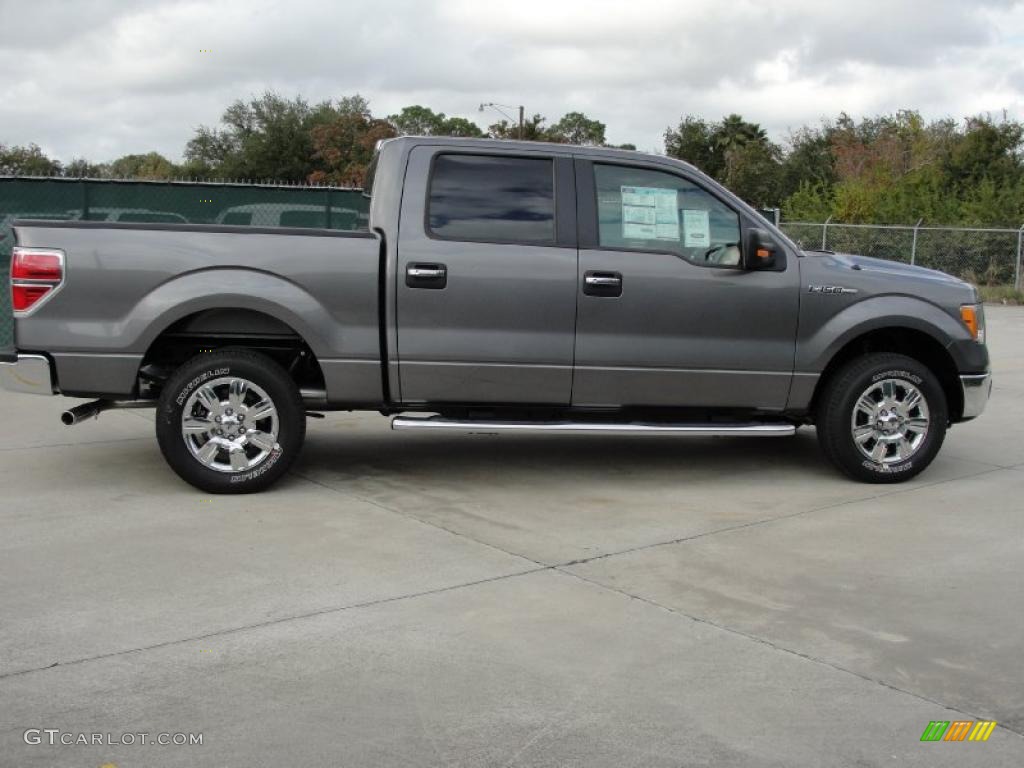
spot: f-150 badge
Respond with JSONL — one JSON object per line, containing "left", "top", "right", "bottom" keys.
{"left": 808, "top": 285, "right": 858, "bottom": 295}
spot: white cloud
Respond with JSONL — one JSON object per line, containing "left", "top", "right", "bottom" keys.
{"left": 0, "top": 0, "right": 1022, "bottom": 162}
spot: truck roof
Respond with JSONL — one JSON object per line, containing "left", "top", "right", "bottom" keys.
{"left": 378, "top": 135, "right": 701, "bottom": 174}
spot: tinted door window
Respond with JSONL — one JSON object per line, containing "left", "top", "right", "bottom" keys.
{"left": 428, "top": 154, "right": 555, "bottom": 244}
{"left": 594, "top": 164, "right": 742, "bottom": 267}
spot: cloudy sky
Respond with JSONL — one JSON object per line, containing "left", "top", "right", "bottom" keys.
{"left": 2, "top": 0, "right": 1023, "bottom": 163}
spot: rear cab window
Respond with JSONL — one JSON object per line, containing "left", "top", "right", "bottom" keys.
{"left": 594, "top": 164, "right": 742, "bottom": 267}
{"left": 427, "top": 154, "right": 555, "bottom": 244}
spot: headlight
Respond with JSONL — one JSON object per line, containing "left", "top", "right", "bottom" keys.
{"left": 960, "top": 303, "right": 985, "bottom": 343}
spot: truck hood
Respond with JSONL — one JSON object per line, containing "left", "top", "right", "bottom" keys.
{"left": 803, "top": 250, "right": 973, "bottom": 289}
{"left": 800, "top": 249, "right": 978, "bottom": 309}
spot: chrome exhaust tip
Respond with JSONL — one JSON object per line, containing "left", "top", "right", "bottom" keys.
{"left": 61, "top": 402, "right": 102, "bottom": 425}
{"left": 60, "top": 399, "right": 155, "bottom": 426}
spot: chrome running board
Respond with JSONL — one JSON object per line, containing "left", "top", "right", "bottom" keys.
{"left": 391, "top": 416, "right": 795, "bottom": 437}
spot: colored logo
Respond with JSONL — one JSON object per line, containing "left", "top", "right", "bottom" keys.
{"left": 920, "top": 720, "right": 997, "bottom": 742}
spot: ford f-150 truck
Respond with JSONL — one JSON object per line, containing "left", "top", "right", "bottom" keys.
{"left": 0, "top": 137, "right": 992, "bottom": 492}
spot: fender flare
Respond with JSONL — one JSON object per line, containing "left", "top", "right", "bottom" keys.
{"left": 127, "top": 268, "right": 337, "bottom": 358}
{"left": 797, "top": 295, "right": 971, "bottom": 373}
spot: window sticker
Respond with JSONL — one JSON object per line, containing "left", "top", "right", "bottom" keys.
{"left": 621, "top": 186, "right": 679, "bottom": 241}
{"left": 682, "top": 209, "right": 711, "bottom": 248}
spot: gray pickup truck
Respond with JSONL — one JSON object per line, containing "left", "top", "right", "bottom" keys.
{"left": 1, "top": 137, "right": 991, "bottom": 492}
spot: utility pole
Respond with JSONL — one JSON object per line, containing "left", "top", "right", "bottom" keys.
{"left": 480, "top": 102, "right": 526, "bottom": 140}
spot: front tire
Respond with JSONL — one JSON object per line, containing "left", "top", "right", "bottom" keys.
{"left": 156, "top": 349, "right": 306, "bottom": 493}
{"left": 816, "top": 353, "right": 947, "bottom": 483}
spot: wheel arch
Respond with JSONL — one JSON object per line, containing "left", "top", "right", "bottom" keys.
{"left": 798, "top": 297, "right": 971, "bottom": 423}
{"left": 140, "top": 306, "right": 325, "bottom": 396}
{"left": 132, "top": 269, "right": 335, "bottom": 356}
{"left": 809, "top": 326, "right": 963, "bottom": 422}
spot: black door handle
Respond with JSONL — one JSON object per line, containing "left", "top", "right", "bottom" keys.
{"left": 406, "top": 263, "right": 447, "bottom": 289}
{"left": 583, "top": 270, "right": 622, "bottom": 297}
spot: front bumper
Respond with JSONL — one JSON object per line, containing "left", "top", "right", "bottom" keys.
{"left": 960, "top": 372, "right": 992, "bottom": 420}
{"left": 0, "top": 353, "right": 55, "bottom": 395}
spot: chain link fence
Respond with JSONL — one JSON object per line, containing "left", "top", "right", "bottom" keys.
{"left": 0, "top": 176, "right": 369, "bottom": 347}
{"left": 780, "top": 220, "right": 1023, "bottom": 289}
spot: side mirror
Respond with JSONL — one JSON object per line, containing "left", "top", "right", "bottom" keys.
{"left": 744, "top": 227, "right": 778, "bottom": 270}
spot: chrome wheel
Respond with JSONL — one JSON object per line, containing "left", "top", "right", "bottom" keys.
{"left": 181, "top": 377, "right": 280, "bottom": 473}
{"left": 850, "top": 378, "right": 930, "bottom": 465}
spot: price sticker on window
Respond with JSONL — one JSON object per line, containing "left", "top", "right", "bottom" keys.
{"left": 621, "top": 186, "right": 679, "bottom": 241}
{"left": 683, "top": 209, "right": 710, "bottom": 248}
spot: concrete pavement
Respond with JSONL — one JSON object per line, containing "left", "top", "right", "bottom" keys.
{"left": 1, "top": 307, "right": 1022, "bottom": 766}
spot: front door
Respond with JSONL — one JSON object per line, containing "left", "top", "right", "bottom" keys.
{"left": 395, "top": 147, "right": 578, "bottom": 405}
{"left": 572, "top": 159, "right": 800, "bottom": 410}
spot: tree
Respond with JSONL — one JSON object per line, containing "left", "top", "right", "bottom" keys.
{"left": 182, "top": 126, "right": 235, "bottom": 177}
{"left": 108, "top": 152, "right": 177, "bottom": 180}
{"left": 389, "top": 105, "right": 445, "bottom": 136}
{"left": 779, "top": 127, "right": 836, "bottom": 200}
{"left": 388, "top": 105, "right": 484, "bottom": 138}
{"left": 0, "top": 143, "right": 62, "bottom": 175}
{"left": 665, "top": 114, "right": 783, "bottom": 205}
{"left": 721, "top": 141, "right": 783, "bottom": 207}
{"left": 63, "top": 158, "right": 107, "bottom": 178}
{"left": 715, "top": 114, "right": 767, "bottom": 155}
{"left": 308, "top": 101, "right": 396, "bottom": 187}
{"left": 184, "top": 91, "right": 341, "bottom": 181}
{"left": 944, "top": 115, "right": 1023, "bottom": 189}
{"left": 485, "top": 111, "right": 609, "bottom": 145}
{"left": 664, "top": 117, "right": 719, "bottom": 175}
{"left": 441, "top": 117, "right": 485, "bottom": 138}
{"left": 547, "top": 112, "right": 606, "bottom": 145}
{"left": 487, "top": 113, "right": 549, "bottom": 141}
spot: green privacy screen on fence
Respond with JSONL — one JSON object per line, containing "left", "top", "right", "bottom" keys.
{"left": 0, "top": 176, "right": 369, "bottom": 348}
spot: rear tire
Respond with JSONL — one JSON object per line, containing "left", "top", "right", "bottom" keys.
{"left": 156, "top": 349, "right": 305, "bottom": 493}
{"left": 816, "top": 353, "right": 947, "bottom": 483}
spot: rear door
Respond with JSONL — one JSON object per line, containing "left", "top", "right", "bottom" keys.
{"left": 395, "top": 146, "right": 578, "bottom": 405}
{"left": 572, "top": 159, "right": 800, "bottom": 409}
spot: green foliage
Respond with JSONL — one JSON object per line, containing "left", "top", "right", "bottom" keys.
{"left": 108, "top": 152, "right": 177, "bottom": 180}
{"left": 667, "top": 109, "right": 1024, "bottom": 225}
{"left": 977, "top": 284, "right": 1024, "bottom": 304}
{"left": 63, "top": 158, "right": 107, "bottom": 178}
{"left": 547, "top": 112, "right": 606, "bottom": 146}
{"left": 665, "top": 114, "right": 782, "bottom": 205}
{"left": 0, "top": 143, "right": 63, "bottom": 175}
{"left": 388, "top": 106, "right": 484, "bottom": 138}
{"left": 308, "top": 104, "right": 396, "bottom": 187}
{"left": 487, "top": 113, "right": 549, "bottom": 141}
{"left": 486, "top": 111, "right": 608, "bottom": 146}
{"left": 16, "top": 98, "right": 1024, "bottom": 229}
{"left": 441, "top": 117, "right": 485, "bottom": 138}
{"left": 183, "top": 92, "right": 335, "bottom": 181}
{"left": 664, "top": 117, "right": 719, "bottom": 175}
{"left": 782, "top": 181, "right": 833, "bottom": 221}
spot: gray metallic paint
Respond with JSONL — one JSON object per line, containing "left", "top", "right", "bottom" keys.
{"left": 13, "top": 225, "right": 381, "bottom": 400}
{"left": 395, "top": 145, "right": 578, "bottom": 404}
{"left": 7, "top": 136, "right": 989, "bottom": 423}
{"left": 573, "top": 247, "right": 800, "bottom": 410}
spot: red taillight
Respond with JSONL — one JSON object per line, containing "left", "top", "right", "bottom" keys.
{"left": 12, "top": 249, "right": 63, "bottom": 280}
{"left": 10, "top": 247, "right": 64, "bottom": 314}
{"left": 12, "top": 284, "right": 53, "bottom": 312}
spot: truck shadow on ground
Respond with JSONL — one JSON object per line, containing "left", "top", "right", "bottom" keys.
{"left": 294, "top": 426, "right": 837, "bottom": 484}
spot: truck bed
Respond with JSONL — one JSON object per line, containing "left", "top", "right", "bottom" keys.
{"left": 12, "top": 220, "right": 383, "bottom": 402}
